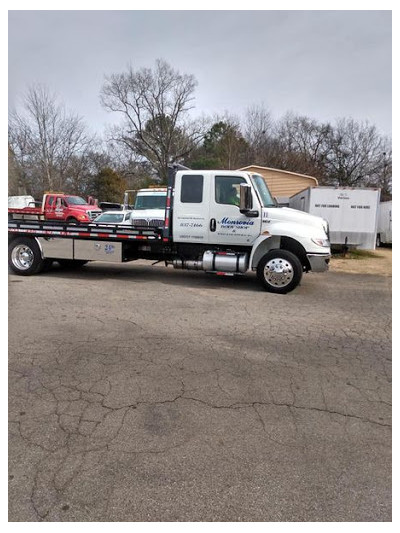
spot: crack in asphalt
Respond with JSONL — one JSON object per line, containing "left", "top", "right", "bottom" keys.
{"left": 9, "top": 269, "right": 392, "bottom": 521}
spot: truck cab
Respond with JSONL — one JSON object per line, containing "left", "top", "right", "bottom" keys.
{"left": 124, "top": 188, "right": 167, "bottom": 227}
{"left": 171, "top": 170, "right": 330, "bottom": 276}
{"left": 44, "top": 194, "right": 101, "bottom": 223}
{"left": 8, "top": 193, "right": 102, "bottom": 223}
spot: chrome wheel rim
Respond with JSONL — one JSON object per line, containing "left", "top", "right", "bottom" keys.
{"left": 264, "top": 258, "right": 294, "bottom": 287}
{"left": 11, "top": 245, "right": 34, "bottom": 270}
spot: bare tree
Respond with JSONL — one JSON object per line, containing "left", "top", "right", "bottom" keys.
{"left": 377, "top": 142, "right": 392, "bottom": 200}
{"left": 8, "top": 145, "right": 23, "bottom": 195}
{"left": 324, "top": 118, "right": 386, "bottom": 187}
{"left": 8, "top": 114, "right": 33, "bottom": 194}
{"left": 105, "top": 135, "right": 157, "bottom": 187}
{"left": 9, "top": 85, "right": 93, "bottom": 196}
{"left": 101, "top": 59, "right": 205, "bottom": 181}
{"left": 243, "top": 104, "right": 274, "bottom": 164}
{"left": 273, "top": 112, "right": 332, "bottom": 178}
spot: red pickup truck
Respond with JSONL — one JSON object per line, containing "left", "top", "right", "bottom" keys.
{"left": 8, "top": 193, "right": 102, "bottom": 223}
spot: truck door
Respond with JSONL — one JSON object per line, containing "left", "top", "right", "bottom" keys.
{"left": 54, "top": 198, "right": 67, "bottom": 220}
{"left": 208, "top": 174, "right": 261, "bottom": 246}
{"left": 44, "top": 195, "right": 56, "bottom": 220}
{"left": 172, "top": 172, "right": 210, "bottom": 243}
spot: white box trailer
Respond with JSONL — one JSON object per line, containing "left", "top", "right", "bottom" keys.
{"left": 376, "top": 201, "right": 392, "bottom": 246}
{"left": 289, "top": 186, "right": 381, "bottom": 250}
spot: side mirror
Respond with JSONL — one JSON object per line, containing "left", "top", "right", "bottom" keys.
{"left": 239, "top": 184, "right": 259, "bottom": 217}
{"left": 240, "top": 184, "right": 253, "bottom": 211}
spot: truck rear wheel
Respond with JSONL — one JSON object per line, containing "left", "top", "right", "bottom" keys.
{"left": 8, "top": 237, "right": 45, "bottom": 276}
{"left": 257, "top": 249, "right": 303, "bottom": 294}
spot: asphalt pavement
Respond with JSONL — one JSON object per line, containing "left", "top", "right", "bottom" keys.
{"left": 8, "top": 261, "right": 392, "bottom": 521}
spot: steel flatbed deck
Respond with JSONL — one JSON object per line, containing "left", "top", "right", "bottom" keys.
{"left": 8, "top": 219, "right": 163, "bottom": 242}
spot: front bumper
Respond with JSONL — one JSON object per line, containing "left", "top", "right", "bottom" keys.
{"left": 307, "top": 253, "right": 331, "bottom": 272}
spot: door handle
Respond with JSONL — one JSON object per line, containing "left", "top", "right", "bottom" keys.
{"left": 210, "top": 218, "right": 216, "bottom": 232}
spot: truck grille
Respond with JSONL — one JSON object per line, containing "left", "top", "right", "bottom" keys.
{"left": 131, "top": 218, "right": 164, "bottom": 227}
{"left": 131, "top": 218, "right": 149, "bottom": 227}
{"left": 88, "top": 210, "right": 102, "bottom": 220}
{"left": 148, "top": 219, "right": 164, "bottom": 227}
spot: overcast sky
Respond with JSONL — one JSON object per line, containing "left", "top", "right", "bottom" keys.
{"left": 8, "top": 10, "right": 392, "bottom": 137}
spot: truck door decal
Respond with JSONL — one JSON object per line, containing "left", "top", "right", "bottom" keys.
{"left": 208, "top": 175, "right": 261, "bottom": 245}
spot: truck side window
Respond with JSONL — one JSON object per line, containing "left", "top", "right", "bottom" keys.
{"left": 215, "top": 176, "right": 246, "bottom": 206}
{"left": 181, "top": 175, "right": 204, "bottom": 203}
{"left": 48, "top": 197, "right": 54, "bottom": 206}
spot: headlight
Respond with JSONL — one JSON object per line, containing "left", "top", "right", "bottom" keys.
{"left": 78, "top": 214, "right": 87, "bottom": 220}
{"left": 311, "top": 238, "right": 330, "bottom": 247}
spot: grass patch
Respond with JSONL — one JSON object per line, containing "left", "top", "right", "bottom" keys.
{"left": 332, "top": 249, "right": 382, "bottom": 260}
{"left": 349, "top": 250, "right": 381, "bottom": 260}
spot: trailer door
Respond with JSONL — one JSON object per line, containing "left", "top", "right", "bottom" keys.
{"left": 387, "top": 205, "right": 392, "bottom": 243}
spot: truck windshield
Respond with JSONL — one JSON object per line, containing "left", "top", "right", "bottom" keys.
{"left": 134, "top": 195, "right": 167, "bottom": 210}
{"left": 66, "top": 196, "right": 87, "bottom": 205}
{"left": 250, "top": 174, "right": 275, "bottom": 207}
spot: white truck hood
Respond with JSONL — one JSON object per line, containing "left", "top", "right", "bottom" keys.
{"left": 130, "top": 208, "right": 165, "bottom": 220}
{"left": 266, "top": 207, "right": 328, "bottom": 233}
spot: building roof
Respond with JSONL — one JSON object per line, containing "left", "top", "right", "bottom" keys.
{"left": 239, "top": 165, "right": 318, "bottom": 184}
{"left": 238, "top": 164, "right": 318, "bottom": 197}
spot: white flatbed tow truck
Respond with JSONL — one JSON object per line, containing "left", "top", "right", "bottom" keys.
{"left": 8, "top": 165, "right": 331, "bottom": 293}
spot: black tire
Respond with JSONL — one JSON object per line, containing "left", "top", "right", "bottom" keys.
{"left": 8, "top": 237, "right": 45, "bottom": 276}
{"left": 257, "top": 249, "right": 303, "bottom": 294}
{"left": 57, "top": 259, "right": 88, "bottom": 269}
{"left": 67, "top": 217, "right": 79, "bottom": 224}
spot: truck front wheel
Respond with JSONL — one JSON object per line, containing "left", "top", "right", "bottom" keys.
{"left": 8, "top": 237, "right": 45, "bottom": 276}
{"left": 257, "top": 249, "right": 303, "bottom": 294}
